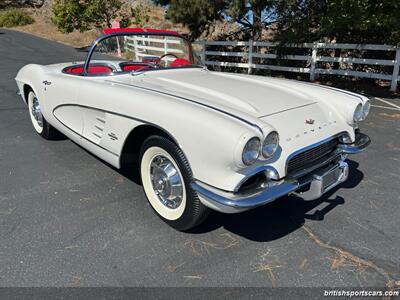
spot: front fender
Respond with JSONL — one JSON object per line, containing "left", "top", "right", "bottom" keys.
{"left": 15, "top": 64, "right": 46, "bottom": 104}
{"left": 78, "top": 79, "right": 265, "bottom": 191}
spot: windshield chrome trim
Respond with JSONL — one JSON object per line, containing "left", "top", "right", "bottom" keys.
{"left": 83, "top": 32, "right": 195, "bottom": 76}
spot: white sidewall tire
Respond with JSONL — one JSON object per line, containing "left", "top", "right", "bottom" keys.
{"left": 27, "top": 91, "right": 43, "bottom": 134}
{"left": 141, "top": 146, "right": 187, "bottom": 221}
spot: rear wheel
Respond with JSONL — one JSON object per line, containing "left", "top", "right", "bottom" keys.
{"left": 27, "top": 90, "right": 60, "bottom": 140}
{"left": 139, "top": 136, "right": 209, "bottom": 231}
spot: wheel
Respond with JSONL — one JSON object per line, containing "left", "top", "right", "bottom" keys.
{"left": 27, "top": 90, "right": 60, "bottom": 140}
{"left": 139, "top": 136, "right": 209, "bottom": 231}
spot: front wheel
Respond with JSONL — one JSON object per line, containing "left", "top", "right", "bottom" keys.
{"left": 27, "top": 90, "right": 61, "bottom": 140}
{"left": 139, "top": 136, "right": 209, "bottom": 231}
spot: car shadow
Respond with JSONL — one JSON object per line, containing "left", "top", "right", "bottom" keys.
{"left": 64, "top": 141, "right": 364, "bottom": 241}
{"left": 68, "top": 140, "right": 142, "bottom": 181}
{"left": 189, "top": 160, "right": 364, "bottom": 242}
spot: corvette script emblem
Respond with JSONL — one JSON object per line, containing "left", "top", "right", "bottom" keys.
{"left": 305, "top": 118, "right": 315, "bottom": 125}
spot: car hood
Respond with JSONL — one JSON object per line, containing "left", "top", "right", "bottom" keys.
{"left": 133, "top": 68, "right": 317, "bottom": 118}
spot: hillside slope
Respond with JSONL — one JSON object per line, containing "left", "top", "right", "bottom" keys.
{"left": 11, "top": 0, "right": 188, "bottom": 47}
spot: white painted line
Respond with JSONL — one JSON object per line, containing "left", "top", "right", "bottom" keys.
{"left": 374, "top": 97, "right": 400, "bottom": 109}
{"left": 371, "top": 104, "right": 400, "bottom": 111}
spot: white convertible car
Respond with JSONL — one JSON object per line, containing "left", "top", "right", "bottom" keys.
{"left": 15, "top": 28, "right": 370, "bottom": 230}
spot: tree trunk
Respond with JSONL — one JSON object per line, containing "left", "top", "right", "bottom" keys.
{"left": 252, "top": 7, "right": 263, "bottom": 40}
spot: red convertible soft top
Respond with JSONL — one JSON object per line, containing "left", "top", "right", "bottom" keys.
{"left": 102, "top": 27, "right": 180, "bottom": 36}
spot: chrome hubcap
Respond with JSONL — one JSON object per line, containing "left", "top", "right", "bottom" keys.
{"left": 150, "top": 155, "right": 183, "bottom": 209}
{"left": 31, "top": 97, "right": 43, "bottom": 127}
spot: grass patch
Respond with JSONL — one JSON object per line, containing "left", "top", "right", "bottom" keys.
{"left": 0, "top": 10, "right": 34, "bottom": 28}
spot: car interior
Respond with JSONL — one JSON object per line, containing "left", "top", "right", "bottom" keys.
{"left": 62, "top": 57, "right": 192, "bottom": 76}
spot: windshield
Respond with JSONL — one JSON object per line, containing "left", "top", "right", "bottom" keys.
{"left": 84, "top": 33, "right": 196, "bottom": 75}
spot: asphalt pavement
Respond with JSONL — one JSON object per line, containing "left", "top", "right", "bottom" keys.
{"left": 0, "top": 29, "right": 399, "bottom": 288}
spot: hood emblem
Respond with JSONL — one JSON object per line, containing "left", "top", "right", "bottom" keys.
{"left": 305, "top": 118, "right": 315, "bottom": 125}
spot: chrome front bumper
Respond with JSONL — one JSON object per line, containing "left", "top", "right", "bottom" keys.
{"left": 191, "top": 132, "right": 370, "bottom": 213}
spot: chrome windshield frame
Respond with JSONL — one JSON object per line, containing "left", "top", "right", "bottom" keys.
{"left": 83, "top": 32, "right": 195, "bottom": 76}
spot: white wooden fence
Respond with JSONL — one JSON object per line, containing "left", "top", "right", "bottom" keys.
{"left": 195, "top": 40, "right": 400, "bottom": 91}
{"left": 124, "top": 35, "right": 184, "bottom": 61}
{"left": 123, "top": 36, "right": 400, "bottom": 91}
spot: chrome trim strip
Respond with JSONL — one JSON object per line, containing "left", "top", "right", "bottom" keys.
{"left": 299, "top": 82, "right": 365, "bottom": 101}
{"left": 52, "top": 104, "right": 182, "bottom": 162}
{"left": 259, "top": 102, "right": 317, "bottom": 118}
{"left": 52, "top": 112, "right": 119, "bottom": 157}
{"left": 107, "top": 80, "right": 263, "bottom": 134}
{"left": 53, "top": 103, "right": 180, "bottom": 144}
{"left": 92, "top": 132, "right": 102, "bottom": 139}
{"left": 96, "top": 117, "right": 106, "bottom": 123}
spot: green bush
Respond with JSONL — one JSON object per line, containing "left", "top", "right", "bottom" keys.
{"left": 0, "top": 10, "right": 34, "bottom": 28}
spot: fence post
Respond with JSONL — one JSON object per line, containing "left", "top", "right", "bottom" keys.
{"left": 201, "top": 40, "right": 206, "bottom": 65}
{"left": 248, "top": 39, "right": 253, "bottom": 74}
{"left": 310, "top": 42, "right": 318, "bottom": 81}
{"left": 390, "top": 47, "right": 400, "bottom": 92}
{"left": 133, "top": 36, "right": 139, "bottom": 61}
{"left": 164, "top": 36, "right": 168, "bottom": 54}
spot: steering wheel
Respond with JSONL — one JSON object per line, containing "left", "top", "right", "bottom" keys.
{"left": 157, "top": 53, "right": 178, "bottom": 67}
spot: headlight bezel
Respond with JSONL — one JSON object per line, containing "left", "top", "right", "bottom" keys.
{"left": 361, "top": 100, "right": 370, "bottom": 120}
{"left": 353, "top": 103, "right": 363, "bottom": 123}
{"left": 262, "top": 131, "right": 279, "bottom": 158}
{"left": 242, "top": 137, "right": 261, "bottom": 166}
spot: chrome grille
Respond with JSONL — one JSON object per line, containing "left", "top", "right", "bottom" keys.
{"left": 287, "top": 138, "right": 339, "bottom": 175}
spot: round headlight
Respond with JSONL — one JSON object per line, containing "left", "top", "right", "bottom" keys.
{"left": 242, "top": 137, "right": 261, "bottom": 166}
{"left": 262, "top": 131, "right": 279, "bottom": 158}
{"left": 362, "top": 101, "right": 370, "bottom": 120}
{"left": 353, "top": 103, "right": 363, "bottom": 122}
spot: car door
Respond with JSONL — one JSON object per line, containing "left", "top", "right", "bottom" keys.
{"left": 45, "top": 72, "right": 84, "bottom": 136}
{"left": 74, "top": 75, "right": 128, "bottom": 168}
{"left": 76, "top": 76, "right": 113, "bottom": 146}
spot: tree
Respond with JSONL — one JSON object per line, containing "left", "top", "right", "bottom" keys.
{"left": 131, "top": 3, "right": 150, "bottom": 27}
{"left": 0, "top": 0, "right": 46, "bottom": 10}
{"left": 225, "top": 0, "right": 276, "bottom": 40}
{"left": 52, "top": 0, "right": 86, "bottom": 33}
{"left": 52, "top": 0, "right": 131, "bottom": 33}
{"left": 163, "top": 0, "right": 225, "bottom": 40}
{"left": 275, "top": 0, "right": 400, "bottom": 45}
{"left": 86, "top": 0, "right": 125, "bottom": 29}
{"left": 155, "top": 0, "right": 399, "bottom": 44}
{"left": 154, "top": 0, "right": 277, "bottom": 40}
